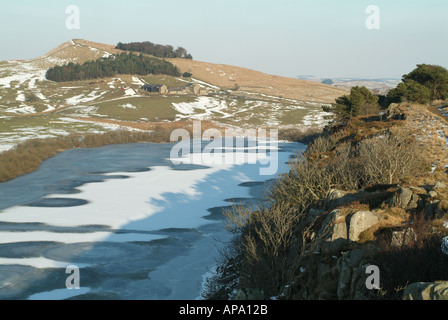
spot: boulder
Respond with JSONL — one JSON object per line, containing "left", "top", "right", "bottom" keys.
{"left": 434, "top": 181, "right": 447, "bottom": 190}
{"left": 324, "top": 189, "right": 358, "bottom": 210}
{"left": 390, "top": 228, "right": 417, "bottom": 247}
{"left": 319, "top": 210, "right": 349, "bottom": 253}
{"left": 386, "top": 187, "right": 418, "bottom": 209}
{"left": 403, "top": 282, "right": 448, "bottom": 300}
{"left": 336, "top": 249, "right": 368, "bottom": 300}
{"left": 348, "top": 211, "right": 380, "bottom": 242}
{"left": 428, "top": 190, "right": 438, "bottom": 198}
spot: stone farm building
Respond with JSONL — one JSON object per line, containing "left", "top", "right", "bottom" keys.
{"left": 141, "top": 84, "right": 168, "bottom": 94}
{"left": 141, "top": 83, "right": 207, "bottom": 95}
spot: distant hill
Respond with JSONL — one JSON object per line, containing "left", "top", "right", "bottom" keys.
{"left": 0, "top": 39, "right": 349, "bottom": 153}
{"left": 24, "top": 39, "right": 347, "bottom": 104}
{"left": 297, "top": 74, "right": 400, "bottom": 95}
{"left": 28, "top": 39, "right": 120, "bottom": 69}
{"left": 166, "top": 58, "right": 347, "bottom": 104}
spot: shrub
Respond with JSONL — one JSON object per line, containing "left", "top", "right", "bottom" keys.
{"left": 372, "top": 214, "right": 448, "bottom": 300}
{"left": 202, "top": 125, "right": 429, "bottom": 300}
{"left": 201, "top": 237, "right": 242, "bottom": 300}
{"left": 25, "top": 92, "right": 39, "bottom": 103}
{"left": 402, "top": 64, "right": 448, "bottom": 101}
{"left": 332, "top": 86, "right": 381, "bottom": 118}
{"left": 221, "top": 201, "right": 325, "bottom": 298}
{"left": 387, "top": 80, "right": 432, "bottom": 104}
{"left": 355, "top": 130, "right": 428, "bottom": 185}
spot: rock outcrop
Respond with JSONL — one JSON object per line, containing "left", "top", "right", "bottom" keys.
{"left": 319, "top": 208, "right": 381, "bottom": 254}
{"left": 300, "top": 182, "right": 448, "bottom": 300}
{"left": 385, "top": 187, "right": 420, "bottom": 210}
{"left": 348, "top": 211, "right": 380, "bottom": 242}
{"left": 402, "top": 282, "right": 448, "bottom": 300}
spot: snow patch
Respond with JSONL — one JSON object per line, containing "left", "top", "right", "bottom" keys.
{"left": 124, "top": 88, "right": 136, "bottom": 96}
{"left": 120, "top": 103, "right": 137, "bottom": 110}
{"left": 132, "top": 77, "right": 145, "bottom": 86}
{"left": 191, "top": 78, "right": 220, "bottom": 90}
{"left": 171, "top": 96, "right": 232, "bottom": 120}
{"left": 66, "top": 91, "right": 107, "bottom": 105}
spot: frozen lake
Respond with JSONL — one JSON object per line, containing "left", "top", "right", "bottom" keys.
{"left": 0, "top": 139, "right": 304, "bottom": 300}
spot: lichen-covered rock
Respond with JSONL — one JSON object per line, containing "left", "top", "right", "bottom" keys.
{"left": 434, "top": 181, "right": 447, "bottom": 190}
{"left": 325, "top": 189, "right": 358, "bottom": 210}
{"left": 391, "top": 228, "right": 417, "bottom": 247}
{"left": 386, "top": 187, "right": 419, "bottom": 209}
{"left": 348, "top": 211, "right": 380, "bottom": 242}
{"left": 319, "top": 209, "right": 349, "bottom": 254}
{"left": 335, "top": 249, "right": 370, "bottom": 300}
{"left": 403, "top": 282, "right": 448, "bottom": 300}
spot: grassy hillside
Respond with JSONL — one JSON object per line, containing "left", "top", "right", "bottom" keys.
{"left": 166, "top": 57, "right": 347, "bottom": 104}
{"left": 0, "top": 39, "right": 345, "bottom": 153}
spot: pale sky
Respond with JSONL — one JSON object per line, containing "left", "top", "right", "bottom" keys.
{"left": 0, "top": 0, "right": 447, "bottom": 79}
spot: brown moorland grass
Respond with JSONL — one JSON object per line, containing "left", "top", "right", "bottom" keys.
{"left": 165, "top": 58, "right": 347, "bottom": 104}
{"left": 0, "top": 130, "right": 152, "bottom": 182}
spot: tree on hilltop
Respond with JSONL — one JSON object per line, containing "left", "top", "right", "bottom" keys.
{"left": 402, "top": 64, "right": 448, "bottom": 101}
{"left": 387, "top": 80, "right": 432, "bottom": 104}
{"left": 387, "top": 64, "right": 448, "bottom": 104}
{"left": 328, "top": 86, "right": 381, "bottom": 118}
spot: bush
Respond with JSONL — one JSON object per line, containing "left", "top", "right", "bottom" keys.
{"left": 202, "top": 125, "right": 429, "bottom": 300}
{"left": 116, "top": 41, "right": 193, "bottom": 59}
{"left": 182, "top": 72, "right": 192, "bottom": 78}
{"left": 220, "top": 200, "right": 325, "bottom": 298}
{"left": 25, "top": 92, "right": 39, "bottom": 103}
{"left": 402, "top": 64, "right": 448, "bottom": 101}
{"left": 332, "top": 86, "right": 381, "bottom": 118}
{"left": 372, "top": 214, "right": 448, "bottom": 300}
{"left": 355, "top": 130, "right": 428, "bottom": 185}
{"left": 387, "top": 80, "right": 432, "bottom": 104}
{"left": 201, "top": 237, "right": 242, "bottom": 300}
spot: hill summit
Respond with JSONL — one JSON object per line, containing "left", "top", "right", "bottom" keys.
{"left": 0, "top": 39, "right": 347, "bottom": 153}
